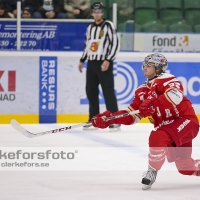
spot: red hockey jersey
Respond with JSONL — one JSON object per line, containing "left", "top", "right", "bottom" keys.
{"left": 128, "top": 73, "right": 199, "bottom": 128}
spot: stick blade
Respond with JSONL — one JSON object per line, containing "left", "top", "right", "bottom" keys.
{"left": 10, "top": 119, "right": 32, "bottom": 138}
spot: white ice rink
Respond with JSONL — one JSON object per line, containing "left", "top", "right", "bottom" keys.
{"left": 0, "top": 123, "right": 200, "bottom": 200}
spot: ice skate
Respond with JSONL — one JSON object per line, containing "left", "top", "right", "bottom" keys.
{"left": 109, "top": 124, "right": 121, "bottom": 132}
{"left": 83, "top": 123, "right": 98, "bottom": 131}
{"left": 142, "top": 165, "right": 157, "bottom": 190}
{"left": 193, "top": 160, "right": 200, "bottom": 176}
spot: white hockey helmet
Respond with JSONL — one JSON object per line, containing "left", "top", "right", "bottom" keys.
{"left": 142, "top": 53, "right": 168, "bottom": 73}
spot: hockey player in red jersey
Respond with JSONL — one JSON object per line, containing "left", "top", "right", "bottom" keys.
{"left": 91, "top": 53, "right": 200, "bottom": 190}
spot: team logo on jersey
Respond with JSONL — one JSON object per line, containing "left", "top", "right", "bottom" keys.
{"left": 90, "top": 42, "right": 99, "bottom": 52}
{"left": 99, "top": 30, "right": 104, "bottom": 38}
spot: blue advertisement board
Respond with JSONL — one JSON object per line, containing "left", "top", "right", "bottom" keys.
{"left": 0, "top": 21, "right": 89, "bottom": 51}
{"left": 39, "top": 56, "right": 57, "bottom": 123}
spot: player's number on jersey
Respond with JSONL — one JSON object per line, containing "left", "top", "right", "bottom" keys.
{"left": 168, "top": 82, "right": 180, "bottom": 89}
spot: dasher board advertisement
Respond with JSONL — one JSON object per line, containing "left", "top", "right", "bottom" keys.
{"left": 134, "top": 33, "right": 200, "bottom": 53}
{"left": 0, "top": 21, "right": 89, "bottom": 51}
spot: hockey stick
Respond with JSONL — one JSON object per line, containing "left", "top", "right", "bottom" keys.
{"left": 10, "top": 110, "right": 139, "bottom": 138}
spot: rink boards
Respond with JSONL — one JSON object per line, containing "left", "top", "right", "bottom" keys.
{"left": 0, "top": 52, "right": 199, "bottom": 124}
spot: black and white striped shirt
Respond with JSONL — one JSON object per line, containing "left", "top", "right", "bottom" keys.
{"left": 80, "top": 20, "right": 120, "bottom": 62}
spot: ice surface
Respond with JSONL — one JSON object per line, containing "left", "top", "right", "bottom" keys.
{"left": 0, "top": 123, "right": 199, "bottom": 200}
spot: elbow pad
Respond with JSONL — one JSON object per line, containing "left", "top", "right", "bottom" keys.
{"left": 165, "top": 88, "right": 183, "bottom": 106}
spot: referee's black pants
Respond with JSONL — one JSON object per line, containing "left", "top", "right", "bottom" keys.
{"left": 86, "top": 60, "right": 119, "bottom": 121}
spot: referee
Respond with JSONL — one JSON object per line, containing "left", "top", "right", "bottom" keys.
{"left": 78, "top": 2, "right": 120, "bottom": 131}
